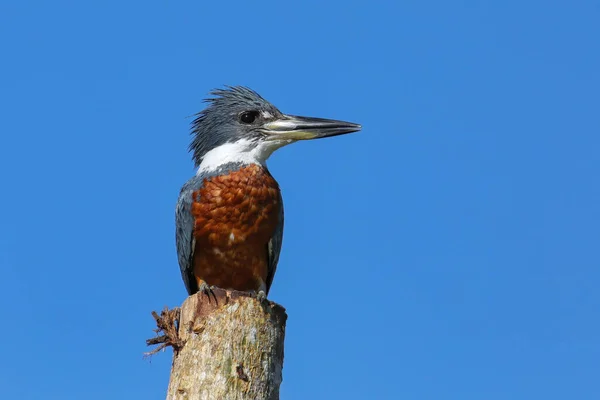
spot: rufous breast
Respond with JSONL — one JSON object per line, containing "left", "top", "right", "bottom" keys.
{"left": 190, "top": 164, "right": 281, "bottom": 292}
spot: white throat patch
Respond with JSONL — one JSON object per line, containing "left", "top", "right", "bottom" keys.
{"left": 197, "top": 138, "right": 291, "bottom": 174}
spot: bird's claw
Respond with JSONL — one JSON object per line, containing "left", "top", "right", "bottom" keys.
{"left": 198, "top": 282, "right": 218, "bottom": 304}
{"left": 256, "top": 290, "right": 267, "bottom": 303}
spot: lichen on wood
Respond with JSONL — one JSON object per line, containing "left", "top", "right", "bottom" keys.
{"left": 148, "top": 288, "right": 287, "bottom": 400}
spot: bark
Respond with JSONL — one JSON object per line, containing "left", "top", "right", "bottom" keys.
{"left": 165, "top": 288, "right": 287, "bottom": 400}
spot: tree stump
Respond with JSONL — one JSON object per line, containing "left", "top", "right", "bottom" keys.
{"left": 162, "top": 288, "right": 287, "bottom": 400}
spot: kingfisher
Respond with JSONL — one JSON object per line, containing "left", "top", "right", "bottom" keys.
{"left": 175, "top": 86, "right": 361, "bottom": 298}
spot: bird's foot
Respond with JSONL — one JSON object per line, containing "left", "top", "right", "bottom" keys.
{"left": 256, "top": 290, "right": 267, "bottom": 302}
{"left": 253, "top": 280, "right": 268, "bottom": 303}
{"left": 198, "top": 281, "right": 217, "bottom": 304}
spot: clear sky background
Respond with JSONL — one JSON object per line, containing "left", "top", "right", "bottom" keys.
{"left": 1, "top": 1, "right": 599, "bottom": 399}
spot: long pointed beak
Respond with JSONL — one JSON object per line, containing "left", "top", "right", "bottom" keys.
{"left": 261, "top": 115, "right": 361, "bottom": 141}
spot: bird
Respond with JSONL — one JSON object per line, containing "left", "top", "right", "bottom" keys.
{"left": 175, "top": 86, "right": 361, "bottom": 298}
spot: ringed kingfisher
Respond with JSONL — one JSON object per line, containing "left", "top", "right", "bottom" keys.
{"left": 176, "top": 86, "right": 361, "bottom": 298}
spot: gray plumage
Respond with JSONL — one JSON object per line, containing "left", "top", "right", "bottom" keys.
{"left": 266, "top": 190, "right": 284, "bottom": 294}
{"left": 189, "top": 86, "right": 283, "bottom": 167}
{"left": 175, "top": 175, "right": 202, "bottom": 295}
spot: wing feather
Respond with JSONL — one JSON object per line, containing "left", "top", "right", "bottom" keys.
{"left": 175, "top": 176, "right": 204, "bottom": 295}
{"left": 265, "top": 192, "right": 284, "bottom": 295}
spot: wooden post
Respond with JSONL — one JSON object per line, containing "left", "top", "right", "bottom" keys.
{"left": 149, "top": 288, "right": 287, "bottom": 400}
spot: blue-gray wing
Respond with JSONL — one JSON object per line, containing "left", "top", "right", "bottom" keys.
{"left": 175, "top": 176, "right": 203, "bottom": 295}
{"left": 265, "top": 192, "right": 284, "bottom": 295}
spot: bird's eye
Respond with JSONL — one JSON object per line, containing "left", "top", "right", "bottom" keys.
{"left": 239, "top": 111, "right": 259, "bottom": 124}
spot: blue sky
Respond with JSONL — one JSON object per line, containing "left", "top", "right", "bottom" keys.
{"left": 1, "top": 0, "right": 599, "bottom": 399}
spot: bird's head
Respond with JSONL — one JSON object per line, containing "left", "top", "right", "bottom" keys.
{"left": 190, "top": 86, "right": 361, "bottom": 172}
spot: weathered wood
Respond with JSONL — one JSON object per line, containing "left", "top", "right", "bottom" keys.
{"left": 166, "top": 288, "right": 287, "bottom": 400}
